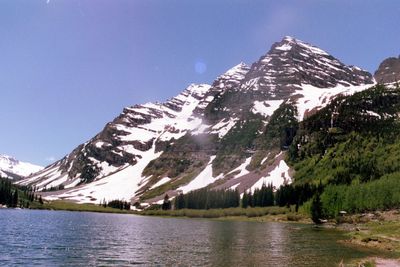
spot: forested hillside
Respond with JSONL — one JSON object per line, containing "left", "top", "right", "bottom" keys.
{"left": 287, "top": 84, "right": 400, "bottom": 219}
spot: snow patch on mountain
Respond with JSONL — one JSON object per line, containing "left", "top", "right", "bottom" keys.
{"left": 296, "top": 83, "right": 375, "bottom": 120}
{"left": 179, "top": 156, "right": 223, "bottom": 194}
{"left": 46, "top": 141, "right": 163, "bottom": 203}
{"left": 150, "top": 177, "right": 171, "bottom": 190}
{"left": 227, "top": 157, "right": 252, "bottom": 179}
{"left": 19, "top": 83, "right": 212, "bottom": 193}
{"left": 250, "top": 159, "right": 291, "bottom": 192}
{"left": 252, "top": 100, "right": 284, "bottom": 117}
{"left": 209, "top": 118, "right": 238, "bottom": 138}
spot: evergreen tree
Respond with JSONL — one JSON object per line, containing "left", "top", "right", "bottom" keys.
{"left": 162, "top": 194, "right": 171, "bottom": 210}
{"left": 12, "top": 190, "right": 18, "bottom": 208}
{"left": 242, "top": 191, "right": 249, "bottom": 208}
{"left": 311, "top": 193, "right": 323, "bottom": 224}
{"left": 248, "top": 191, "right": 254, "bottom": 207}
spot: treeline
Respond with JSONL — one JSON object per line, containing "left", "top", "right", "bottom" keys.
{"left": 0, "top": 177, "right": 43, "bottom": 208}
{"left": 41, "top": 184, "right": 65, "bottom": 192}
{"left": 321, "top": 172, "right": 400, "bottom": 218}
{"left": 275, "top": 183, "right": 320, "bottom": 208}
{"left": 100, "top": 199, "right": 130, "bottom": 210}
{"left": 242, "top": 183, "right": 274, "bottom": 208}
{"left": 170, "top": 183, "right": 320, "bottom": 211}
{"left": 174, "top": 188, "right": 240, "bottom": 210}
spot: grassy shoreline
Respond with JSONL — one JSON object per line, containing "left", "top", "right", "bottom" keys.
{"left": 28, "top": 200, "right": 312, "bottom": 223}
{"left": 335, "top": 210, "right": 400, "bottom": 254}
{"left": 28, "top": 200, "right": 136, "bottom": 214}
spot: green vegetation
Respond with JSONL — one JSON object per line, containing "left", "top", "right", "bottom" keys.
{"left": 139, "top": 134, "right": 218, "bottom": 200}
{"left": 259, "top": 102, "right": 298, "bottom": 149}
{"left": 0, "top": 177, "right": 39, "bottom": 208}
{"left": 174, "top": 188, "right": 240, "bottom": 209}
{"left": 242, "top": 183, "right": 274, "bottom": 208}
{"left": 285, "top": 84, "right": 400, "bottom": 219}
{"left": 143, "top": 133, "right": 217, "bottom": 178}
{"left": 213, "top": 114, "right": 264, "bottom": 175}
{"left": 139, "top": 168, "right": 202, "bottom": 201}
{"left": 249, "top": 102, "right": 298, "bottom": 170}
{"left": 161, "top": 194, "right": 171, "bottom": 210}
{"left": 310, "top": 192, "right": 323, "bottom": 224}
{"left": 102, "top": 199, "right": 131, "bottom": 210}
{"left": 290, "top": 133, "right": 400, "bottom": 185}
{"left": 321, "top": 172, "right": 400, "bottom": 218}
{"left": 141, "top": 206, "right": 289, "bottom": 219}
{"left": 32, "top": 200, "right": 134, "bottom": 214}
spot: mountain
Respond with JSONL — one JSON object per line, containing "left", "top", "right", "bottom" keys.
{"left": 18, "top": 36, "right": 375, "bottom": 205}
{"left": 374, "top": 55, "right": 400, "bottom": 84}
{"left": 0, "top": 155, "right": 43, "bottom": 180}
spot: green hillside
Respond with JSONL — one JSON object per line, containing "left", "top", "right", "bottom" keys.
{"left": 287, "top": 84, "right": 400, "bottom": 217}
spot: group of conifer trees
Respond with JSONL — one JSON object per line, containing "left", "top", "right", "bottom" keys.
{"left": 170, "top": 182, "right": 320, "bottom": 211}
{"left": 0, "top": 177, "right": 43, "bottom": 208}
{"left": 100, "top": 199, "right": 130, "bottom": 210}
{"left": 174, "top": 188, "right": 240, "bottom": 210}
{"left": 275, "top": 183, "right": 319, "bottom": 208}
{"left": 0, "top": 178, "right": 19, "bottom": 207}
{"left": 242, "top": 183, "right": 274, "bottom": 208}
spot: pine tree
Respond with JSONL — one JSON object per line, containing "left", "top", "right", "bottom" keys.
{"left": 12, "top": 190, "right": 18, "bottom": 208}
{"left": 242, "top": 191, "right": 249, "bottom": 208}
{"left": 311, "top": 193, "right": 323, "bottom": 224}
{"left": 162, "top": 194, "right": 171, "bottom": 210}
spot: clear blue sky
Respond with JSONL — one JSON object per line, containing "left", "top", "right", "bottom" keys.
{"left": 1, "top": 0, "right": 399, "bottom": 166}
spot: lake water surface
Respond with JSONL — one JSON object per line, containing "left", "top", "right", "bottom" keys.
{"left": 0, "top": 209, "right": 377, "bottom": 266}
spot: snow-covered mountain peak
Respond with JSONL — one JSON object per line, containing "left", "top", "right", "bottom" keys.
{"left": 0, "top": 154, "right": 43, "bottom": 179}
{"left": 0, "top": 154, "right": 18, "bottom": 164}
{"left": 240, "top": 36, "right": 373, "bottom": 97}
{"left": 274, "top": 36, "right": 329, "bottom": 56}
{"left": 220, "top": 62, "right": 250, "bottom": 77}
{"left": 185, "top": 83, "right": 211, "bottom": 95}
{"left": 19, "top": 36, "right": 377, "bottom": 205}
{"left": 211, "top": 62, "right": 250, "bottom": 89}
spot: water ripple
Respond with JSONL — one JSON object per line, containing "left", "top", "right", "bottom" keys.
{"left": 0, "top": 209, "right": 377, "bottom": 266}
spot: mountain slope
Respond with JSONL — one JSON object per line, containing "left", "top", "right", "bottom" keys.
{"left": 289, "top": 84, "right": 400, "bottom": 185}
{"left": 19, "top": 36, "right": 375, "bottom": 204}
{"left": 0, "top": 155, "right": 43, "bottom": 180}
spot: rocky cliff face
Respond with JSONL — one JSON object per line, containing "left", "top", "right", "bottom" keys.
{"left": 19, "top": 37, "right": 375, "bottom": 205}
{"left": 374, "top": 56, "right": 400, "bottom": 84}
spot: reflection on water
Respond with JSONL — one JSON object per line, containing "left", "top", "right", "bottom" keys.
{"left": 0, "top": 209, "right": 377, "bottom": 266}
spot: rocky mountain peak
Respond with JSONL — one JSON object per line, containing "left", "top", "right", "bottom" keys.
{"left": 374, "top": 56, "right": 400, "bottom": 84}
{"left": 219, "top": 62, "right": 250, "bottom": 78}
{"left": 241, "top": 36, "right": 374, "bottom": 98}
{"left": 272, "top": 36, "right": 329, "bottom": 56}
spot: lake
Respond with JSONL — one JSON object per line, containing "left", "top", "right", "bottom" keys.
{"left": 0, "top": 209, "right": 376, "bottom": 266}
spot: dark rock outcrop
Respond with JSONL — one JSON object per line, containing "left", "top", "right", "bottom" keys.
{"left": 374, "top": 56, "right": 400, "bottom": 84}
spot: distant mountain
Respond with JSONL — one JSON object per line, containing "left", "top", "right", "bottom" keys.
{"left": 0, "top": 155, "right": 43, "bottom": 180}
{"left": 374, "top": 55, "right": 400, "bottom": 84}
{"left": 18, "top": 36, "right": 375, "bottom": 205}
